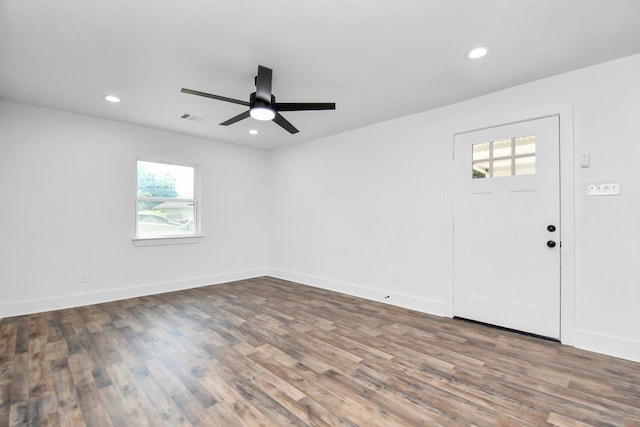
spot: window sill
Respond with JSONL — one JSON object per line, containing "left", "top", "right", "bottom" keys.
{"left": 132, "top": 234, "right": 204, "bottom": 247}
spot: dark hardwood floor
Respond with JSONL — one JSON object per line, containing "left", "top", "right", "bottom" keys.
{"left": 1, "top": 276, "right": 639, "bottom": 426}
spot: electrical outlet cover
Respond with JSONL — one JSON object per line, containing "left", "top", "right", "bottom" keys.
{"left": 586, "top": 180, "right": 621, "bottom": 196}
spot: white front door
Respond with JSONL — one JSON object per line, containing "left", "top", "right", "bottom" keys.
{"left": 453, "top": 116, "right": 560, "bottom": 339}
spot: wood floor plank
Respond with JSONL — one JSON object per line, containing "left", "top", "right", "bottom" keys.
{"left": 13, "top": 319, "right": 29, "bottom": 356}
{"left": 0, "top": 323, "right": 17, "bottom": 367}
{"left": 8, "top": 399, "right": 38, "bottom": 427}
{"left": 1, "top": 277, "right": 639, "bottom": 426}
{"left": 74, "top": 382, "right": 112, "bottom": 427}
{"left": 104, "top": 363, "right": 167, "bottom": 427}
{"left": 8, "top": 355, "right": 28, "bottom": 406}
{"left": 50, "top": 358, "right": 86, "bottom": 427}
{"left": 0, "top": 380, "right": 11, "bottom": 422}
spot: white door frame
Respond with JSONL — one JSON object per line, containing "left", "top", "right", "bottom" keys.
{"left": 443, "top": 103, "right": 575, "bottom": 345}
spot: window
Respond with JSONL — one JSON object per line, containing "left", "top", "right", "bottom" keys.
{"left": 136, "top": 160, "right": 198, "bottom": 238}
{"left": 472, "top": 135, "right": 536, "bottom": 179}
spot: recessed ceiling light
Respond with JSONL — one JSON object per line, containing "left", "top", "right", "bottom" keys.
{"left": 249, "top": 129, "right": 259, "bottom": 135}
{"left": 103, "top": 94, "right": 121, "bottom": 103}
{"left": 466, "top": 47, "right": 488, "bottom": 59}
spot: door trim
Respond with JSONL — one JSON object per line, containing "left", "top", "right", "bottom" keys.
{"left": 453, "top": 113, "right": 563, "bottom": 137}
{"left": 443, "top": 104, "right": 575, "bottom": 344}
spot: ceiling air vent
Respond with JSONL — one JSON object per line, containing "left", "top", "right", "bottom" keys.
{"left": 179, "top": 113, "right": 203, "bottom": 121}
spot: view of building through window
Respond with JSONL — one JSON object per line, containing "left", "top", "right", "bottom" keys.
{"left": 136, "top": 160, "right": 197, "bottom": 237}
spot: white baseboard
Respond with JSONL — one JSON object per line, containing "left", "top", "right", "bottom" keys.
{"left": 0, "top": 268, "right": 268, "bottom": 318}
{"left": 570, "top": 328, "right": 640, "bottom": 363}
{"left": 268, "top": 268, "right": 447, "bottom": 316}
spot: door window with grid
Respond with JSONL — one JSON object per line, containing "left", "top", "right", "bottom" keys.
{"left": 472, "top": 135, "right": 536, "bottom": 179}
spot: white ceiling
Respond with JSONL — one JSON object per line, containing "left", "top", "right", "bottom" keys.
{"left": 2, "top": 0, "right": 640, "bottom": 150}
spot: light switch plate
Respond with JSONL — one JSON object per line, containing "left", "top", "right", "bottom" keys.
{"left": 586, "top": 180, "right": 621, "bottom": 196}
{"left": 580, "top": 152, "right": 590, "bottom": 168}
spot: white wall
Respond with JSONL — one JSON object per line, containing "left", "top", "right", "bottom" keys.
{"left": 0, "top": 101, "right": 269, "bottom": 317}
{"left": 268, "top": 112, "right": 450, "bottom": 314}
{"left": 268, "top": 53, "right": 640, "bottom": 362}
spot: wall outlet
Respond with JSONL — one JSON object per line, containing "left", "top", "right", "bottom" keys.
{"left": 586, "top": 180, "right": 621, "bottom": 196}
{"left": 80, "top": 272, "right": 89, "bottom": 283}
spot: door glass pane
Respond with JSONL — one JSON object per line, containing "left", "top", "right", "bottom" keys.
{"left": 472, "top": 143, "right": 490, "bottom": 161}
{"left": 515, "top": 135, "right": 536, "bottom": 155}
{"left": 472, "top": 161, "right": 490, "bottom": 179}
{"left": 493, "top": 139, "right": 512, "bottom": 158}
{"left": 515, "top": 156, "right": 536, "bottom": 176}
{"left": 493, "top": 158, "right": 512, "bottom": 177}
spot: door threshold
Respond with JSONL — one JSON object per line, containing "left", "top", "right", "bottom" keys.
{"left": 453, "top": 316, "right": 560, "bottom": 343}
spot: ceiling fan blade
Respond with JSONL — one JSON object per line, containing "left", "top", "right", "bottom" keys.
{"left": 181, "top": 88, "right": 250, "bottom": 107}
{"left": 255, "top": 65, "right": 273, "bottom": 103}
{"left": 274, "top": 102, "right": 336, "bottom": 111}
{"left": 220, "top": 110, "right": 251, "bottom": 126}
{"left": 273, "top": 113, "right": 299, "bottom": 134}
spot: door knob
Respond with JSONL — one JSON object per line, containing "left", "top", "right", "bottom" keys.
{"left": 547, "top": 240, "right": 556, "bottom": 248}
{"left": 547, "top": 225, "right": 556, "bottom": 232}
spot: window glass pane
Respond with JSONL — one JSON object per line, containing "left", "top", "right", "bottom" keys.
{"left": 493, "top": 158, "right": 512, "bottom": 177}
{"left": 137, "top": 161, "right": 194, "bottom": 199}
{"left": 137, "top": 201, "right": 195, "bottom": 237}
{"left": 493, "top": 138, "right": 512, "bottom": 158}
{"left": 515, "top": 135, "right": 536, "bottom": 155}
{"left": 472, "top": 161, "right": 490, "bottom": 179}
{"left": 515, "top": 156, "right": 536, "bottom": 176}
{"left": 472, "top": 143, "right": 490, "bottom": 161}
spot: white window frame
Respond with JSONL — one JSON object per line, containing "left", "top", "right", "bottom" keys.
{"left": 133, "top": 158, "right": 203, "bottom": 246}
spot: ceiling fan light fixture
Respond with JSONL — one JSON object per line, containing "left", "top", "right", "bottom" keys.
{"left": 250, "top": 105, "right": 275, "bottom": 121}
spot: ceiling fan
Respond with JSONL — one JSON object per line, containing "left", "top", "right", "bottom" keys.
{"left": 181, "top": 65, "right": 336, "bottom": 134}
